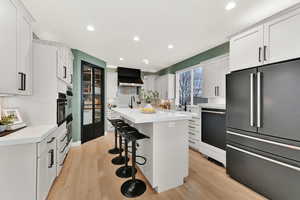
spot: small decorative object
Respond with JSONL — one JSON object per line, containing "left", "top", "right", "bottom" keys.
{"left": 2, "top": 108, "right": 26, "bottom": 130}
{"left": 0, "top": 115, "right": 14, "bottom": 133}
{"left": 140, "top": 104, "right": 156, "bottom": 114}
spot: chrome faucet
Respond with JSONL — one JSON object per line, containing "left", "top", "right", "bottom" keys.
{"left": 129, "top": 96, "right": 135, "bottom": 109}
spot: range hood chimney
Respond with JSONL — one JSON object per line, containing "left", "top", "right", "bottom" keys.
{"left": 117, "top": 67, "right": 144, "bottom": 87}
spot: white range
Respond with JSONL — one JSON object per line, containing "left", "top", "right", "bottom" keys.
{"left": 112, "top": 108, "right": 192, "bottom": 192}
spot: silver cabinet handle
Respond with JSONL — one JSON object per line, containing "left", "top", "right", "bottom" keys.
{"left": 202, "top": 110, "right": 225, "bottom": 115}
{"left": 250, "top": 73, "right": 254, "bottom": 127}
{"left": 227, "top": 145, "right": 300, "bottom": 172}
{"left": 257, "top": 72, "right": 262, "bottom": 128}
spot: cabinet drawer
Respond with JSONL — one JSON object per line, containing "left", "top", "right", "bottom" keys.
{"left": 38, "top": 132, "right": 56, "bottom": 157}
{"left": 189, "top": 120, "right": 200, "bottom": 126}
{"left": 188, "top": 125, "right": 200, "bottom": 132}
{"left": 58, "top": 131, "right": 68, "bottom": 151}
{"left": 189, "top": 135, "right": 199, "bottom": 142}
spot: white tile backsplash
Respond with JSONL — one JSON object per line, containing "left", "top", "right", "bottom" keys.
{"left": 207, "top": 97, "right": 226, "bottom": 105}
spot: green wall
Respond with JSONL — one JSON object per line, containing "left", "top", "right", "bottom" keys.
{"left": 71, "top": 49, "right": 106, "bottom": 142}
{"left": 157, "top": 42, "right": 229, "bottom": 75}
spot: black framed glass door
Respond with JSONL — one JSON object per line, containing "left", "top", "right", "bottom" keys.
{"left": 81, "top": 61, "right": 104, "bottom": 144}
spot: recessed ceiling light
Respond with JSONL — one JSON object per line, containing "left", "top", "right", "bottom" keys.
{"left": 119, "top": 58, "right": 124, "bottom": 61}
{"left": 143, "top": 59, "right": 149, "bottom": 64}
{"left": 225, "top": 1, "right": 236, "bottom": 10}
{"left": 86, "top": 25, "right": 95, "bottom": 31}
{"left": 168, "top": 44, "right": 174, "bottom": 49}
{"left": 133, "top": 36, "right": 140, "bottom": 42}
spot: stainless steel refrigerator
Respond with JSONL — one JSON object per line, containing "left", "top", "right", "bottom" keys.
{"left": 226, "top": 58, "right": 300, "bottom": 200}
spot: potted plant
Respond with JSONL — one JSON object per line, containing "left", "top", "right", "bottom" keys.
{"left": 0, "top": 115, "right": 14, "bottom": 133}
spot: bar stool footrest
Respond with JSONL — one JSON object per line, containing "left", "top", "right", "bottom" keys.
{"left": 112, "top": 156, "right": 129, "bottom": 165}
{"left": 108, "top": 148, "right": 123, "bottom": 154}
{"left": 116, "top": 166, "right": 137, "bottom": 178}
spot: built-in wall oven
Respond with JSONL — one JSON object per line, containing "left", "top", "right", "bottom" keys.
{"left": 57, "top": 93, "right": 67, "bottom": 126}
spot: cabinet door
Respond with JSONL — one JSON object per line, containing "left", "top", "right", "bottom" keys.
{"left": 202, "top": 65, "right": 216, "bottom": 98}
{"left": 47, "top": 138, "right": 57, "bottom": 186}
{"left": 215, "top": 57, "right": 229, "bottom": 98}
{"left": 18, "top": 10, "right": 33, "bottom": 95}
{"left": 37, "top": 152, "right": 50, "bottom": 200}
{"left": 230, "top": 25, "right": 264, "bottom": 72}
{"left": 264, "top": 8, "right": 300, "bottom": 64}
{"left": 57, "top": 47, "right": 66, "bottom": 81}
{"left": 167, "top": 74, "right": 175, "bottom": 99}
{"left": 0, "top": 0, "right": 18, "bottom": 94}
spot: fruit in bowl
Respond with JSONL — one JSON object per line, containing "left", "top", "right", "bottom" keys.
{"left": 140, "top": 104, "right": 156, "bottom": 114}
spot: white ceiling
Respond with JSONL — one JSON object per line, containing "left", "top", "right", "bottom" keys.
{"left": 23, "top": 0, "right": 300, "bottom": 72}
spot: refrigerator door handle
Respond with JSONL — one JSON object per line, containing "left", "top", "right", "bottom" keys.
{"left": 227, "top": 131, "right": 300, "bottom": 151}
{"left": 250, "top": 73, "right": 254, "bottom": 127}
{"left": 257, "top": 72, "right": 262, "bottom": 128}
{"left": 227, "top": 145, "right": 300, "bottom": 172}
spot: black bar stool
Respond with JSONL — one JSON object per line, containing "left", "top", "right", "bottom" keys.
{"left": 111, "top": 122, "right": 130, "bottom": 165}
{"left": 121, "top": 130, "right": 150, "bottom": 198}
{"left": 107, "top": 119, "right": 124, "bottom": 154}
{"left": 116, "top": 126, "right": 138, "bottom": 178}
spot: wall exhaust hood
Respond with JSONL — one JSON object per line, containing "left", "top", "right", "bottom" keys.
{"left": 117, "top": 67, "right": 143, "bottom": 87}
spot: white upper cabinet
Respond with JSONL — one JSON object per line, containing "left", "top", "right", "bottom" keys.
{"left": 0, "top": 0, "right": 18, "bottom": 94}
{"left": 202, "top": 56, "right": 228, "bottom": 98}
{"left": 155, "top": 74, "right": 175, "bottom": 100}
{"left": 230, "top": 6, "right": 300, "bottom": 72}
{"left": 18, "top": 8, "right": 33, "bottom": 95}
{"left": 230, "top": 25, "right": 264, "bottom": 72}
{"left": 143, "top": 75, "right": 156, "bottom": 92}
{"left": 0, "top": 0, "right": 34, "bottom": 95}
{"left": 57, "top": 47, "right": 73, "bottom": 86}
{"left": 264, "top": 8, "right": 300, "bottom": 64}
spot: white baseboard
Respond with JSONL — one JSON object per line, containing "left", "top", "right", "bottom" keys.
{"left": 71, "top": 141, "right": 81, "bottom": 147}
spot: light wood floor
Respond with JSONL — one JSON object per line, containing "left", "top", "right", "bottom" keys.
{"left": 47, "top": 132, "right": 266, "bottom": 200}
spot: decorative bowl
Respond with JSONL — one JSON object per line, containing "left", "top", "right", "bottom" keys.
{"left": 140, "top": 104, "right": 156, "bottom": 114}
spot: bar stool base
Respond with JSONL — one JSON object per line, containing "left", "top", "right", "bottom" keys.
{"left": 112, "top": 156, "right": 129, "bottom": 165}
{"left": 108, "top": 148, "right": 123, "bottom": 154}
{"left": 121, "top": 179, "right": 146, "bottom": 198}
{"left": 116, "top": 166, "right": 137, "bottom": 178}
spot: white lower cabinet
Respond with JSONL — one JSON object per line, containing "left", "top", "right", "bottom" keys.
{"left": 37, "top": 131, "right": 57, "bottom": 200}
{"left": 37, "top": 150, "right": 50, "bottom": 200}
{"left": 0, "top": 125, "right": 70, "bottom": 200}
{"left": 188, "top": 116, "right": 201, "bottom": 150}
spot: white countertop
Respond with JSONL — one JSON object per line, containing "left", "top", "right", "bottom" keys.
{"left": 112, "top": 108, "right": 192, "bottom": 123}
{"left": 0, "top": 125, "right": 58, "bottom": 146}
{"left": 198, "top": 103, "right": 226, "bottom": 110}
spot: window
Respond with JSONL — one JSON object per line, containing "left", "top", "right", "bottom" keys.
{"left": 193, "top": 68, "right": 204, "bottom": 104}
{"left": 177, "top": 67, "right": 203, "bottom": 105}
{"left": 179, "top": 70, "right": 191, "bottom": 105}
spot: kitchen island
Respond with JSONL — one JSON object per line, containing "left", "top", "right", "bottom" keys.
{"left": 112, "top": 108, "right": 192, "bottom": 192}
